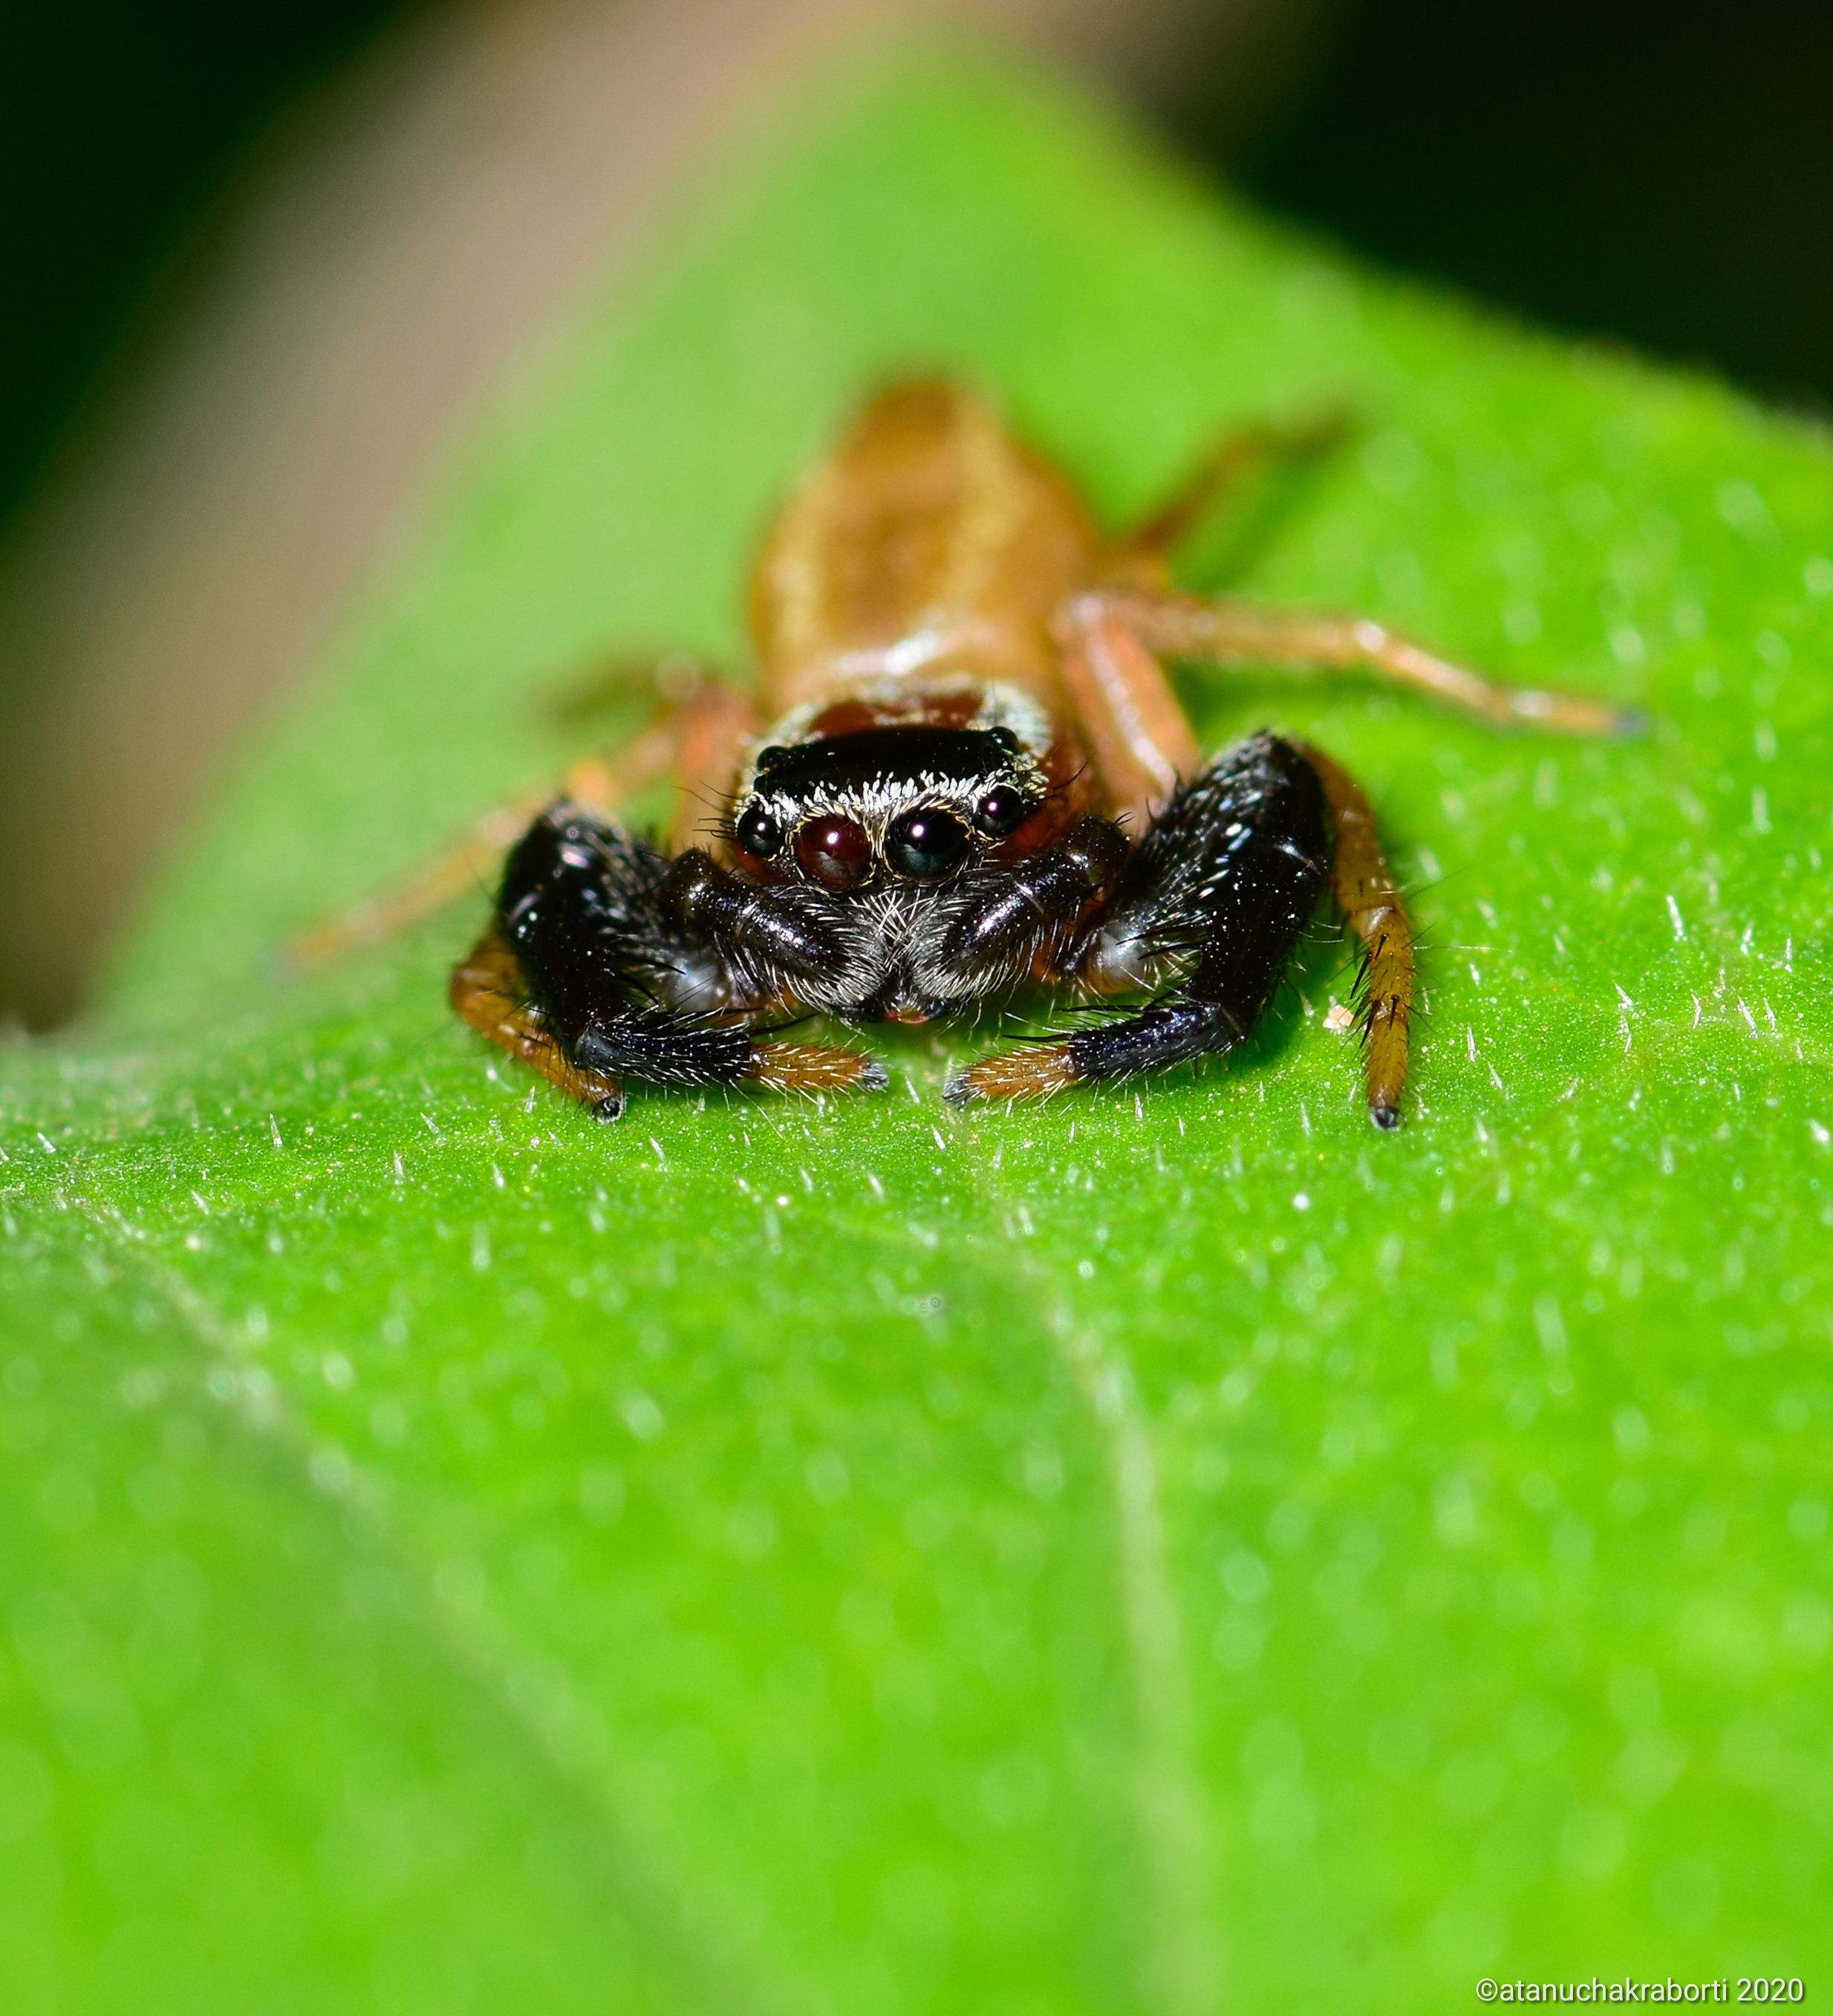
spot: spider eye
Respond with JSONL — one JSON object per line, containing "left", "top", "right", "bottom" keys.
{"left": 795, "top": 815, "right": 873, "bottom": 890}
{"left": 735, "top": 802, "right": 782, "bottom": 859}
{"left": 885, "top": 806, "right": 969, "bottom": 881}
{"left": 971, "top": 785, "right": 1028, "bottom": 837}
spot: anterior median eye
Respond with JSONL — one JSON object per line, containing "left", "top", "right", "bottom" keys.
{"left": 795, "top": 815, "right": 873, "bottom": 890}
{"left": 971, "top": 786, "right": 1029, "bottom": 837}
{"left": 885, "top": 807, "right": 969, "bottom": 881}
{"left": 735, "top": 802, "right": 782, "bottom": 859}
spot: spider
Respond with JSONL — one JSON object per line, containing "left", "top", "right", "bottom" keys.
{"left": 305, "top": 383, "right": 1635, "bottom": 1126}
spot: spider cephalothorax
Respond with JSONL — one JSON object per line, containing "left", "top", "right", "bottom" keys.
{"left": 423, "top": 383, "right": 1635, "bottom": 1125}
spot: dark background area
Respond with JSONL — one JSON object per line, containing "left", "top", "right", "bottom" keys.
{"left": 0, "top": 0, "right": 400, "bottom": 524}
{"left": 1222, "top": 0, "right": 1833, "bottom": 420}
{"left": 4, "top": 0, "right": 1832, "bottom": 533}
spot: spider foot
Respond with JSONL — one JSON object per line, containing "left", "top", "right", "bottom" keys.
{"left": 749, "top": 1044, "right": 890, "bottom": 1095}
{"left": 942, "top": 1043, "right": 1080, "bottom": 1106}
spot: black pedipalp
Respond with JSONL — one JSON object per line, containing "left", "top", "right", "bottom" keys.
{"left": 1060, "top": 733, "right": 1331, "bottom": 1083}
{"left": 914, "top": 816, "right": 1133, "bottom": 1001}
{"left": 662, "top": 851, "right": 871, "bottom": 1008}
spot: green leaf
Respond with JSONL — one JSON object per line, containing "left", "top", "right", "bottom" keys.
{"left": 4, "top": 39, "right": 1830, "bottom": 2010}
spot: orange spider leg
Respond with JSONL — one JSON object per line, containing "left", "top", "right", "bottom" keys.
{"left": 1087, "top": 588, "right": 1643, "bottom": 736}
{"left": 440, "top": 677, "right": 879, "bottom": 1116}
{"left": 1049, "top": 408, "right": 1356, "bottom": 822}
{"left": 746, "top": 1044, "right": 888, "bottom": 1095}
{"left": 285, "top": 672, "right": 758, "bottom": 975}
{"left": 542, "top": 648, "right": 707, "bottom": 726}
{"left": 1299, "top": 743, "right": 1416, "bottom": 1129}
{"left": 451, "top": 929, "right": 884, "bottom": 1117}
{"left": 564, "top": 666, "right": 758, "bottom": 834}
{"left": 1051, "top": 596, "right": 1199, "bottom": 829}
{"left": 1101, "top": 406, "right": 1354, "bottom": 587}
{"left": 947, "top": 1041, "right": 1083, "bottom": 1105}
{"left": 285, "top": 798, "right": 550, "bottom": 974}
{"left": 663, "top": 677, "right": 756, "bottom": 855}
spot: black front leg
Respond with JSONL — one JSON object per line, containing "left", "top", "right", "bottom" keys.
{"left": 483, "top": 804, "right": 885, "bottom": 1108}
{"left": 945, "top": 735, "right": 1329, "bottom": 1102}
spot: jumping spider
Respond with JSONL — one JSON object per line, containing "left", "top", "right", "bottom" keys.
{"left": 304, "top": 383, "right": 1635, "bottom": 1125}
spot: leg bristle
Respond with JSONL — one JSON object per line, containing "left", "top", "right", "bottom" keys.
{"left": 944, "top": 1043, "right": 1081, "bottom": 1105}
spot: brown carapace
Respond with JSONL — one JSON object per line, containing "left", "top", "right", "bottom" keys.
{"left": 304, "top": 383, "right": 1636, "bottom": 1126}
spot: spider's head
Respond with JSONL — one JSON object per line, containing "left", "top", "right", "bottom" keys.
{"left": 729, "top": 724, "right": 1045, "bottom": 894}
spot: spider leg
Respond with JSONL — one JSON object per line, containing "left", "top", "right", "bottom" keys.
{"left": 451, "top": 930, "right": 628, "bottom": 1118}
{"left": 541, "top": 648, "right": 709, "bottom": 727}
{"left": 1051, "top": 594, "right": 1199, "bottom": 829}
{"left": 290, "top": 796, "right": 552, "bottom": 974}
{"left": 1102, "top": 407, "right": 1352, "bottom": 582}
{"left": 285, "top": 674, "right": 756, "bottom": 973}
{"left": 1072, "top": 588, "right": 1643, "bottom": 736}
{"left": 458, "top": 804, "right": 884, "bottom": 1117}
{"left": 1298, "top": 742, "right": 1415, "bottom": 1128}
{"left": 945, "top": 733, "right": 1332, "bottom": 1109}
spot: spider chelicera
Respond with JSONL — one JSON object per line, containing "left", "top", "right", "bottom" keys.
{"left": 302, "top": 382, "right": 1636, "bottom": 1125}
